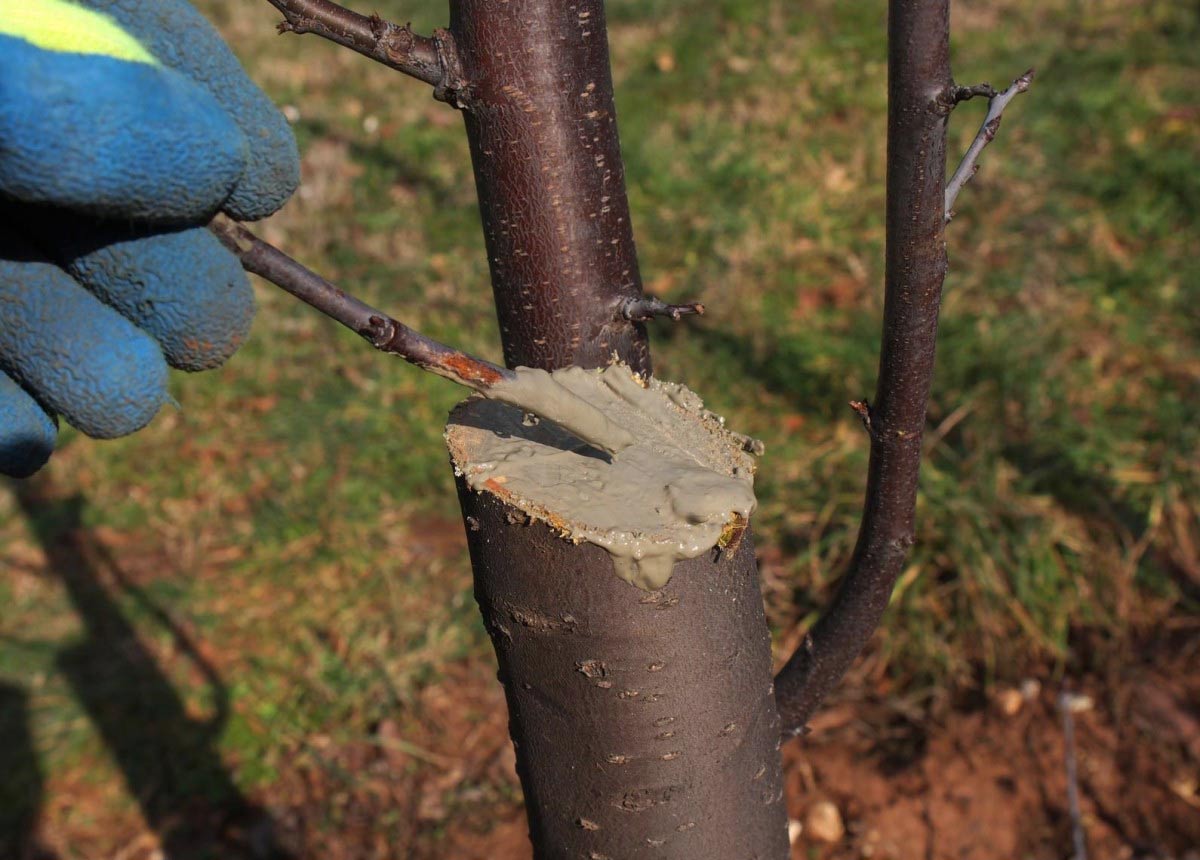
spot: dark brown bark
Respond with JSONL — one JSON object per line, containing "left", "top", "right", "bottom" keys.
{"left": 773, "top": 0, "right": 954, "bottom": 735}
{"left": 445, "top": 1, "right": 787, "bottom": 856}
{"left": 454, "top": 459, "right": 787, "bottom": 859}
{"left": 450, "top": 0, "right": 652, "bottom": 373}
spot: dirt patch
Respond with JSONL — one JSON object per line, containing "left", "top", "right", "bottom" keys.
{"left": 247, "top": 651, "right": 1200, "bottom": 860}
{"left": 785, "top": 651, "right": 1200, "bottom": 860}
{"left": 258, "top": 660, "right": 525, "bottom": 860}
{"left": 7, "top": 491, "right": 1196, "bottom": 859}
{"left": 16, "top": 654, "right": 1200, "bottom": 860}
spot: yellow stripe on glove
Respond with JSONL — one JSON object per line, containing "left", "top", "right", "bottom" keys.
{"left": 0, "top": 0, "right": 157, "bottom": 65}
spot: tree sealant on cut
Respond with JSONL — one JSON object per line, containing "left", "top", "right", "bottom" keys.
{"left": 446, "top": 363, "right": 762, "bottom": 590}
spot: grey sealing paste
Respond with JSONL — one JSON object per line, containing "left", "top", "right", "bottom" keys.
{"left": 445, "top": 363, "right": 762, "bottom": 591}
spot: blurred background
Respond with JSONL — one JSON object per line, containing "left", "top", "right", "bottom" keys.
{"left": 2, "top": 0, "right": 1197, "bottom": 857}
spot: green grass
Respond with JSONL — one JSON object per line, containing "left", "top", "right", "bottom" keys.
{"left": 1, "top": 0, "right": 1197, "bottom": 853}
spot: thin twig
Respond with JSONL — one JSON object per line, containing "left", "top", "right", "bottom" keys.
{"left": 263, "top": 0, "right": 464, "bottom": 100}
{"left": 1059, "top": 690, "right": 1089, "bottom": 860}
{"left": 209, "top": 215, "right": 510, "bottom": 391}
{"left": 944, "top": 69, "right": 1035, "bottom": 221}
{"left": 619, "top": 295, "right": 705, "bottom": 322}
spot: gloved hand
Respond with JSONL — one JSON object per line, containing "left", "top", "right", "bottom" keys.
{"left": 0, "top": 0, "right": 300, "bottom": 477}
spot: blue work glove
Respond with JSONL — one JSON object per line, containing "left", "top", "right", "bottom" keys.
{"left": 0, "top": 0, "right": 300, "bottom": 477}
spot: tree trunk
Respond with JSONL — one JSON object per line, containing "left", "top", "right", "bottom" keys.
{"left": 449, "top": 0, "right": 651, "bottom": 374}
{"left": 447, "top": 0, "right": 788, "bottom": 856}
{"left": 454, "top": 472, "right": 785, "bottom": 858}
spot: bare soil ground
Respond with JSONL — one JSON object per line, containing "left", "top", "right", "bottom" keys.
{"left": 7, "top": 509, "right": 1199, "bottom": 860}
{"left": 266, "top": 660, "right": 1200, "bottom": 860}
{"left": 785, "top": 653, "right": 1200, "bottom": 860}
{"left": 259, "top": 652, "right": 1200, "bottom": 860}
{"left": 6, "top": 502, "right": 1198, "bottom": 860}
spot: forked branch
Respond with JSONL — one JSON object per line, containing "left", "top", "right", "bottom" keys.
{"left": 773, "top": 0, "right": 1028, "bottom": 737}
{"left": 945, "top": 69, "right": 1035, "bottom": 221}
{"left": 263, "top": 0, "right": 464, "bottom": 100}
{"left": 774, "top": 23, "right": 1033, "bottom": 734}
{"left": 209, "top": 215, "right": 509, "bottom": 390}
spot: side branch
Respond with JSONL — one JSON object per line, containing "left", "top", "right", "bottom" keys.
{"left": 951, "top": 82, "right": 996, "bottom": 103}
{"left": 209, "top": 214, "right": 509, "bottom": 390}
{"left": 773, "top": 0, "right": 954, "bottom": 737}
{"left": 945, "top": 69, "right": 1035, "bottom": 221}
{"left": 619, "top": 295, "right": 705, "bottom": 322}
{"left": 263, "top": 0, "right": 462, "bottom": 98}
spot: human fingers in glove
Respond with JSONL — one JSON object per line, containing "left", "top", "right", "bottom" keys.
{"left": 0, "top": 0, "right": 300, "bottom": 477}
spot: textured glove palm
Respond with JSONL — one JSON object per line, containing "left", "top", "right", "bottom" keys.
{"left": 0, "top": 0, "right": 300, "bottom": 477}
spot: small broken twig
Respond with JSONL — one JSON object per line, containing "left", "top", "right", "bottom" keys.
{"left": 944, "top": 69, "right": 1035, "bottom": 221}
{"left": 848, "top": 399, "right": 874, "bottom": 437}
{"left": 619, "top": 295, "right": 705, "bottom": 322}
{"left": 951, "top": 82, "right": 997, "bottom": 103}
{"left": 208, "top": 214, "right": 510, "bottom": 391}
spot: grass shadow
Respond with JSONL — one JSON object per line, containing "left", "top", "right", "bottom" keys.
{"left": 0, "top": 681, "right": 53, "bottom": 860}
{"left": 294, "top": 116, "right": 462, "bottom": 205}
{"left": 12, "top": 478, "right": 291, "bottom": 860}
{"left": 660, "top": 321, "right": 876, "bottom": 422}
